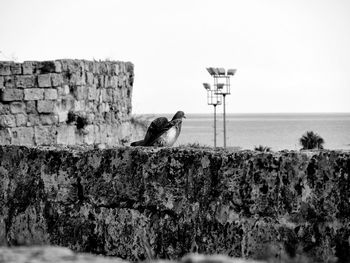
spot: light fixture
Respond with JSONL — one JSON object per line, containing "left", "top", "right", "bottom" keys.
{"left": 203, "top": 83, "right": 211, "bottom": 90}
{"left": 216, "top": 83, "right": 224, "bottom": 90}
{"left": 206, "top": 68, "right": 215, "bottom": 76}
{"left": 227, "top": 69, "right": 236, "bottom": 76}
{"left": 212, "top": 68, "right": 219, "bottom": 75}
{"left": 218, "top": 68, "right": 225, "bottom": 75}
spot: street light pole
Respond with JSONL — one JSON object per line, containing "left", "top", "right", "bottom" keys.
{"left": 214, "top": 104, "right": 217, "bottom": 147}
{"left": 203, "top": 83, "right": 221, "bottom": 148}
{"left": 223, "top": 94, "right": 226, "bottom": 148}
{"left": 206, "top": 67, "right": 236, "bottom": 148}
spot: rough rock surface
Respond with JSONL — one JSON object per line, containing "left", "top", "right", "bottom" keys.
{"left": 0, "top": 146, "right": 349, "bottom": 262}
{"left": 0, "top": 246, "right": 128, "bottom": 263}
{"left": 0, "top": 246, "right": 264, "bottom": 263}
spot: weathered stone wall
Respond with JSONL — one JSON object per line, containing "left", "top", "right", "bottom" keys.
{"left": 0, "top": 60, "right": 136, "bottom": 146}
{"left": 0, "top": 247, "right": 263, "bottom": 263}
{"left": 0, "top": 146, "right": 350, "bottom": 262}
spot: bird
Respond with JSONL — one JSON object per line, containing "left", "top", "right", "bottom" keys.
{"left": 131, "top": 111, "right": 186, "bottom": 147}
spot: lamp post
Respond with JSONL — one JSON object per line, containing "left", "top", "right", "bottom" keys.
{"left": 206, "top": 67, "right": 236, "bottom": 148}
{"left": 203, "top": 83, "right": 221, "bottom": 147}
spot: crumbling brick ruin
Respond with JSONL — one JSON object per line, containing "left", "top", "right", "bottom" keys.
{"left": 0, "top": 60, "right": 140, "bottom": 146}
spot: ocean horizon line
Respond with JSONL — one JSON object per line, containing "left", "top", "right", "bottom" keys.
{"left": 133, "top": 112, "right": 350, "bottom": 116}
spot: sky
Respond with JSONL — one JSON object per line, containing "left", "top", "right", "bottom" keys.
{"left": 1, "top": 0, "right": 350, "bottom": 114}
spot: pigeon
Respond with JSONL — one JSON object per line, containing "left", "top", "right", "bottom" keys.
{"left": 131, "top": 111, "right": 186, "bottom": 147}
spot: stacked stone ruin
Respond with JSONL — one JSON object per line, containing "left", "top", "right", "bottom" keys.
{"left": 0, "top": 60, "right": 136, "bottom": 146}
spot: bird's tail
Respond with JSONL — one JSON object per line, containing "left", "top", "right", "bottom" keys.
{"left": 130, "top": 140, "right": 145, "bottom": 146}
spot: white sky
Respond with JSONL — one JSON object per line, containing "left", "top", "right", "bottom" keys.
{"left": 1, "top": 0, "right": 350, "bottom": 114}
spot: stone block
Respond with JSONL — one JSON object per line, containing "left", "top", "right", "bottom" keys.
{"left": 11, "top": 127, "right": 34, "bottom": 145}
{"left": 22, "top": 61, "right": 35, "bottom": 75}
{"left": 1, "top": 89, "right": 24, "bottom": 101}
{"left": 88, "top": 86, "right": 98, "bottom": 101}
{"left": 0, "top": 115, "right": 16, "bottom": 128}
{"left": 15, "top": 75, "right": 35, "bottom": 88}
{"left": 0, "top": 104, "right": 10, "bottom": 115}
{"left": 57, "top": 85, "right": 71, "bottom": 98}
{"left": 4, "top": 76, "right": 15, "bottom": 88}
{"left": 86, "top": 72, "right": 94, "bottom": 85}
{"left": 64, "top": 85, "right": 70, "bottom": 95}
{"left": 73, "top": 100, "right": 86, "bottom": 111}
{"left": 93, "top": 76, "right": 99, "bottom": 85}
{"left": 38, "top": 74, "right": 52, "bottom": 87}
{"left": 0, "top": 128, "right": 11, "bottom": 144}
{"left": 37, "top": 100, "right": 55, "bottom": 113}
{"left": 10, "top": 102, "right": 26, "bottom": 114}
{"left": 111, "top": 63, "right": 120, "bottom": 75}
{"left": 106, "top": 88, "right": 113, "bottom": 102}
{"left": 60, "top": 59, "right": 82, "bottom": 72}
{"left": 72, "top": 86, "right": 87, "bottom": 100}
{"left": 57, "top": 110, "right": 68, "bottom": 123}
{"left": 15, "top": 113, "right": 27, "bottom": 127}
{"left": 87, "top": 101, "right": 97, "bottom": 113}
{"left": 27, "top": 114, "right": 40, "bottom": 126}
{"left": 57, "top": 125, "right": 76, "bottom": 145}
{"left": 0, "top": 62, "right": 12, "bottom": 75}
{"left": 56, "top": 87, "right": 63, "bottom": 97}
{"left": 24, "top": 88, "right": 44, "bottom": 100}
{"left": 26, "top": 101, "right": 37, "bottom": 113}
{"left": 108, "top": 76, "right": 118, "bottom": 88}
{"left": 69, "top": 72, "right": 86, "bottom": 86}
{"left": 40, "top": 114, "right": 58, "bottom": 125}
{"left": 83, "top": 125, "right": 95, "bottom": 144}
{"left": 34, "top": 126, "right": 56, "bottom": 145}
{"left": 54, "top": 61, "right": 62, "bottom": 72}
{"left": 97, "top": 124, "right": 109, "bottom": 143}
{"left": 86, "top": 113, "right": 95, "bottom": 124}
{"left": 92, "top": 62, "right": 99, "bottom": 74}
{"left": 51, "top": 74, "right": 63, "bottom": 87}
{"left": 84, "top": 60, "right": 94, "bottom": 72}
{"left": 0, "top": 76, "right": 4, "bottom": 89}
{"left": 11, "top": 63, "right": 22, "bottom": 75}
{"left": 44, "top": 89, "right": 58, "bottom": 100}
{"left": 99, "top": 102, "right": 110, "bottom": 113}
{"left": 101, "top": 89, "right": 107, "bottom": 102}
{"left": 112, "top": 89, "right": 121, "bottom": 101}
{"left": 100, "top": 63, "right": 109, "bottom": 75}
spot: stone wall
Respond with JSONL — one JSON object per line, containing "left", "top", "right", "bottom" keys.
{"left": 0, "top": 60, "right": 136, "bottom": 146}
{"left": 0, "top": 146, "right": 350, "bottom": 262}
{"left": 0, "top": 246, "right": 129, "bottom": 263}
{"left": 0, "top": 247, "right": 263, "bottom": 263}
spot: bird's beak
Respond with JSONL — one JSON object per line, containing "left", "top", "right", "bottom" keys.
{"left": 184, "top": 115, "right": 186, "bottom": 119}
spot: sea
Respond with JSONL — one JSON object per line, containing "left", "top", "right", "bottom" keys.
{"left": 139, "top": 113, "right": 350, "bottom": 151}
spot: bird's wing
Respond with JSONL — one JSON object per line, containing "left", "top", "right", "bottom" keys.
{"left": 169, "top": 119, "right": 183, "bottom": 137}
{"left": 143, "top": 117, "right": 172, "bottom": 145}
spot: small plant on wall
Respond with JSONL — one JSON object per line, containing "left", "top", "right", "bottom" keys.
{"left": 67, "top": 111, "right": 89, "bottom": 131}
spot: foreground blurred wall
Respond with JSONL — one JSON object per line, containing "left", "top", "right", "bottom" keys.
{"left": 0, "top": 60, "right": 142, "bottom": 146}
{"left": 0, "top": 146, "right": 349, "bottom": 262}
